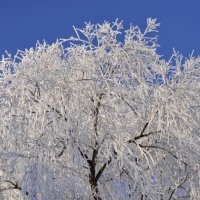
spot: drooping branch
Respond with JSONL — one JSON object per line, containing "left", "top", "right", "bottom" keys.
{"left": 168, "top": 173, "right": 189, "bottom": 200}
{"left": 119, "top": 95, "right": 138, "bottom": 116}
{"left": 139, "top": 144, "right": 189, "bottom": 168}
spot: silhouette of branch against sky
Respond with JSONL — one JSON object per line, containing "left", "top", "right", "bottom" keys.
{"left": 0, "top": 0, "right": 200, "bottom": 59}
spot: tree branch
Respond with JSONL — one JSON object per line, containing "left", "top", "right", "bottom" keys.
{"left": 168, "top": 173, "right": 189, "bottom": 200}
{"left": 119, "top": 95, "right": 138, "bottom": 116}
{"left": 4, "top": 180, "right": 29, "bottom": 196}
{"left": 95, "top": 157, "right": 112, "bottom": 182}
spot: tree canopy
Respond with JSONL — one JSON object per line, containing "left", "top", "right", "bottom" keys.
{"left": 0, "top": 19, "right": 200, "bottom": 200}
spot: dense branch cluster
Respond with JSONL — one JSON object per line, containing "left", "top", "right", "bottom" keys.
{"left": 0, "top": 19, "right": 200, "bottom": 199}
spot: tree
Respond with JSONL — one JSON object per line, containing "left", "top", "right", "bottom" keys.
{"left": 0, "top": 19, "right": 200, "bottom": 200}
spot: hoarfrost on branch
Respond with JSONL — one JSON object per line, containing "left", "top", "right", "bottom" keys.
{"left": 0, "top": 19, "right": 200, "bottom": 200}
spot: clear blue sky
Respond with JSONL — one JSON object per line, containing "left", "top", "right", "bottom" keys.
{"left": 0, "top": 0, "right": 200, "bottom": 60}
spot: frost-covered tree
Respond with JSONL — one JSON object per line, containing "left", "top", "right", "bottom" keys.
{"left": 0, "top": 19, "right": 200, "bottom": 200}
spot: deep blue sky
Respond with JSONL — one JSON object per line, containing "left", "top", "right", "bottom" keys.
{"left": 0, "top": 0, "right": 200, "bottom": 60}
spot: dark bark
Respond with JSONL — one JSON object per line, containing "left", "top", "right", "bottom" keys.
{"left": 89, "top": 94, "right": 103, "bottom": 200}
